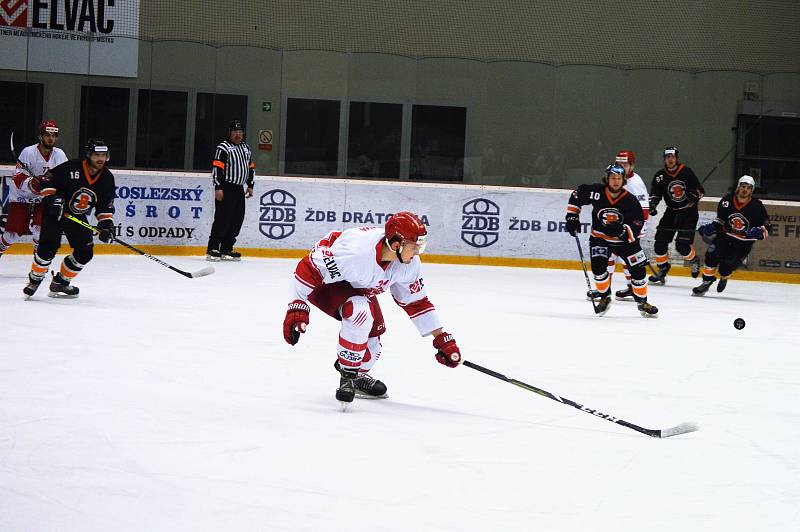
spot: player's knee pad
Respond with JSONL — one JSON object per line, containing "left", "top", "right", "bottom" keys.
{"left": 590, "top": 246, "right": 610, "bottom": 275}
{"left": 652, "top": 240, "right": 669, "bottom": 255}
{"left": 675, "top": 240, "right": 693, "bottom": 256}
{"left": 72, "top": 243, "right": 94, "bottom": 265}
{"left": 0, "top": 231, "right": 20, "bottom": 247}
{"left": 340, "top": 296, "right": 374, "bottom": 337}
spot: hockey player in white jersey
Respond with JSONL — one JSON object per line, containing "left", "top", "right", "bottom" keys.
{"left": 587, "top": 150, "right": 651, "bottom": 301}
{"left": 0, "top": 120, "right": 68, "bottom": 259}
{"left": 282, "top": 211, "right": 463, "bottom": 406}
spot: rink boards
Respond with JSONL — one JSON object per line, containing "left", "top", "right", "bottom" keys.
{"left": 2, "top": 169, "right": 799, "bottom": 281}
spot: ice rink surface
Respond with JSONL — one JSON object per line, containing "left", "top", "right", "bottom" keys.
{"left": 1, "top": 253, "right": 799, "bottom": 531}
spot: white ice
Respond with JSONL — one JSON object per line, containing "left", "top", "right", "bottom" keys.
{"left": 1, "top": 254, "right": 799, "bottom": 532}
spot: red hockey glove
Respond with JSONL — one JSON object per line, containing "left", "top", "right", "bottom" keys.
{"left": 433, "top": 331, "right": 462, "bottom": 368}
{"left": 283, "top": 300, "right": 310, "bottom": 345}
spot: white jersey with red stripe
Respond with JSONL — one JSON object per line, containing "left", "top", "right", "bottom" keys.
{"left": 293, "top": 227, "right": 442, "bottom": 336}
{"left": 11, "top": 144, "right": 68, "bottom": 203}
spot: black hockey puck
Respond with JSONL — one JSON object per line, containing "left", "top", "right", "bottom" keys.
{"left": 734, "top": 318, "right": 746, "bottom": 330}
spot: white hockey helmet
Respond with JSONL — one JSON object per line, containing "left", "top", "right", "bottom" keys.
{"left": 738, "top": 175, "right": 756, "bottom": 188}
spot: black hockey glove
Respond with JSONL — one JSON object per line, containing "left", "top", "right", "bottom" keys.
{"left": 648, "top": 199, "right": 658, "bottom": 217}
{"left": 48, "top": 197, "right": 65, "bottom": 220}
{"left": 565, "top": 213, "right": 581, "bottom": 236}
{"left": 97, "top": 219, "right": 115, "bottom": 243}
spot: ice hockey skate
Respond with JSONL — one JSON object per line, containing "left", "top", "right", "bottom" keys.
{"left": 220, "top": 249, "right": 242, "bottom": 261}
{"left": 206, "top": 249, "right": 221, "bottom": 262}
{"left": 648, "top": 263, "right": 670, "bottom": 285}
{"left": 48, "top": 272, "right": 79, "bottom": 298}
{"left": 334, "top": 360, "right": 387, "bottom": 400}
{"left": 586, "top": 289, "right": 602, "bottom": 301}
{"left": 615, "top": 285, "right": 634, "bottom": 301}
{"left": 692, "top": 278, "right": 716, "bottom": 296}
{"left": 335, "top": 365, "right": 358, "bottom": 410}
{"left": 594, "top": 294, "right": 612, "bottom": 316}
{"left": 23, "top": 273, "right": 44, "bottom": 300}
{"left": 637, "top": 300, "right": 659, "bottom": 318}
{"left": 688, "top": 257, "right": 700, "bottom": 278}
{"left": 716, "top": 278, "right": 728, "bottom": 293}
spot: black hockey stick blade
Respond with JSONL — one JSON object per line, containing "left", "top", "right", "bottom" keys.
{"left": 462, "top": 360, "right": 699, "bottom": 439}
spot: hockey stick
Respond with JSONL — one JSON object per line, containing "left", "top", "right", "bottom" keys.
{"left": 462, "top": 360, "right": 698, "bottom": 438}
{"left": 63, "top": 213, "right": 215, "bottom": 278}
{"left": 574, "top": 235, "right": 598, "bottom": 312}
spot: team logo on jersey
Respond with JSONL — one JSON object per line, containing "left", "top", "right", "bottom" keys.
{"left": 668, "top": 181, "right": 687, "bottom": 201}
{"left": 69, "top": 188, "right": 96, "bottom": 214}
{"left": 1, "top": 0, "right": 28, "bottom": 27}
{"left": 461, "top": 198, "right": 500, "bottom": 248}
{"left": 728, "top": 213, "right": 749, "bottom": 233}
{"left": 596, "top": 208, "right": 623, "bottom": 225}
{"left": 259, "top": 189, "right": 296, "bottom": 240}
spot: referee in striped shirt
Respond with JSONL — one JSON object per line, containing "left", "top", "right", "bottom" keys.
{"left": 207, "top": 120, "right": 255, "bottom": 261}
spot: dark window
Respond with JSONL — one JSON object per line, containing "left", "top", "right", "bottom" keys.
{"left": 193, "top": 93, "right": 248, "bottom": 171}
{"left": 135, "top": 90, "right": 188, "bottom": 169}
{"left": 736, "top": 114, "right": 800, "bottom": 200}
{"left": 410, "top": 105, "right": 466, "bottom": 182}
{"left": 80, "top": 86, "right": 130, "bottom": 166}
{"left": 346, "top": 102, "right": 402, "bottom": 179}
{"left": 285, "top": 98, "right": 340, "bottom": 176}
{"left": 0, "top": 81, "right": 43, "bottom": 163}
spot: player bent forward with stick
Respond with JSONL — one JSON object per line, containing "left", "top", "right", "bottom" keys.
{"left": 282, "top": 211, "right": 463, "bottom": 407}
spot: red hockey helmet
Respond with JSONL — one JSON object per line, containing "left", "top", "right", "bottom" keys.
{"left": 615, "top": 150, "right": 635, "bottom": 165}
{"left": 385, "top": 211, "right": 427, "bottom": 253}
{"left": 38, "top": 120, "right": 59, "bottom": 136}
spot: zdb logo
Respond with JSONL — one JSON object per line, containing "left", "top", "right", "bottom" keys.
{"left": 259, "top": 189, "right": 296, "bottom": 240}
{"left": 1, "top": 0, "right": 28, "bottom": 27}
{"left": 461, "top": 198, "right": 500, "bottom": 248}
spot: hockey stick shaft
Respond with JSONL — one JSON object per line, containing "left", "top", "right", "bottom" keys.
{"left": 63, "top": 213, "right": 214, "bottom": 278}
{"left": 462, "top": 360, "right": 698, "bottom": 438}
{"left": 574, "top": 235, "right": 598, "bottom": 311}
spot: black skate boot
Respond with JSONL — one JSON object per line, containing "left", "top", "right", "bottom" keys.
{"left": 648, "top": 263, "right": 671, "bottom": 285}
{"left": 334, "top": 362, "right": 358, "bottom": 406}
{"left": 206, "top": 249, "right": 221, "bottom": 262}
{"left": 354, "top": 373, "right": 388, "bottom": 399}
{"left": 692, "top": 277, "right": 716, "bottom": 296}
{"left": 48, "top": 272, "right": 79, "bottom": 298}
{"left": 220, "top": 249, "right": 242, "bottom": 261}
{"left": 637, "top": 300, "right": 659, "bottom": 318}
{"left": 23, "top": 273, "right": 44, "bottom": 299}
{"left": 689, "top": 258, "right": 700, "bottom": 278}
{"left": 615, "top": 285, "right": 634, "bottom": 301}
{"left": 586, "top": 289, "right": 602, "bottom": 301}
{"left": 594, "top": 292, "right": 612, "bottom": 316}
{"left": 716, "top": 278, "right": 728, "bottom": 293}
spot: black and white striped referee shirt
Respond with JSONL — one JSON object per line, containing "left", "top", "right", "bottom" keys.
{"left": 212, "top": 140, "right": 255, "bottom": 188}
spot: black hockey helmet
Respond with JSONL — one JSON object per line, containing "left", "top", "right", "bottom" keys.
{"left": 85, "top": 138, "right": 110, "bottom": 160}
{"left": 663, "top": 146, "right": 679, "bottom": 158}
{"left": 603, "top": 163, "right": 627, "bottom": 186}
{"left": 229, "top": 120, "right": 245, "bottom": 132}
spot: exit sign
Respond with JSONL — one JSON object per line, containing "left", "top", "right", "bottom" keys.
{"left": 262, "top": 101, "right": 272, "bottom": 112}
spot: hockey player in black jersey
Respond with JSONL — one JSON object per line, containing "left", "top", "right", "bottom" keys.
{"left": 648, "top": 147, "right": 704, "bottom": 284}
{"left": 23, "top": 139, "right": 116, "bottom": 299}
{"left": 692, "top": 175, "right": 770, "bottom": 296}
{"left": 566, "top": 164, "right": 658, "bottom": 317}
